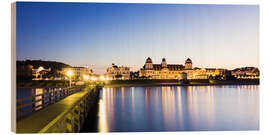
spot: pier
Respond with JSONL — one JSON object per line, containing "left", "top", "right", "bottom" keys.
{"left": 16, "top": 85, "right": 100, "bottom": 133}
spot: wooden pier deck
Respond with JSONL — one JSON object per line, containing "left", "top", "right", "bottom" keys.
{"left": 16, "top": 89, "right": 91, "bottom": 133}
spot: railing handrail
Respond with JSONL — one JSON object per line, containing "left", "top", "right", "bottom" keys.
{"left": 17, "top": 86, "right": 76, "bottom": 89}
{"left": 16, "top": 86, "right": 85, "bottom": 119}
{"left": 17, "top": 86, "right": 80, "bottom": 102}
{"left": 39, "top": 90, "right": 90, "bottom": 133}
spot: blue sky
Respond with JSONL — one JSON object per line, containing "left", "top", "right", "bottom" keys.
{"left": 16, "top": 2, "right": 259, "bottom": 73}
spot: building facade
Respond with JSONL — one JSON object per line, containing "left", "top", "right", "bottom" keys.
{"left": 140, "top": 57, "right": 189, "bottom": 79}
{"left": 231, "top": 67, "right": 260, "bottom": 79}
{"left": 62, "top": 67, "right": 92, "bottom": 80}
{"left": 192, "top": 68, "right": 226, "bottom": 79}
{"left": 106, "top": 64, "right": 130, "bottom": 80}
{"left": 139, "top": 57, "right": 225, "bottom": 80}
{"left": 32, "top": 67, "right": 51, "bottom": 80}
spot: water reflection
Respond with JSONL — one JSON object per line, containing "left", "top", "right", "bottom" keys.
{"left": 98, "top": 85, "right": 259, "bottom": 132}
{"left": 98, "top": 89, "right": 108, "bottom": 132}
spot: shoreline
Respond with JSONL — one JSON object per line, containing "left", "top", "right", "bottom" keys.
{"left": 104, "top": 82, "right": 259, "bottom": 88}
{"left": 16, "top": 79, "right": 259, "bottom": 88}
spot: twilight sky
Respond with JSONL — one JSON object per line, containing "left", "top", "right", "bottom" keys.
{"left": 16, "top": 2, "right": 259, "bottom": 74}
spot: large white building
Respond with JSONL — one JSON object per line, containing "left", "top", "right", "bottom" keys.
{"left": 139, "top": 57, "right": 226, "bottom": 80}
{"left": 106, "top": 64, "right": 130, "bottom": 80}
{"left": 140, "top": 57, "right": 191, "bottom": 79}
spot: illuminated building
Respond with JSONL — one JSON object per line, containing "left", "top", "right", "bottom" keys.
{"left": 32, "top": 67, "right": 51, "bottom": 80}
{"left": 140, "top": 57, "right": 191, "bottom": 79}
{"left": 139, "top": 57, "right": 225, "bottom": 80}
{"left": 62, "top": 67, "right": 92, "bottom": 80}
{"left": 192, "top": 68, "right": 226, "bottom": 79}
{"left": 231, "top": 67, "right": 260, "bottom": 79}
{"left": 106, "top": 63, "right": 130, "bottom": 80}
{"left": 184, "top": 58, "right": 192, "bottom": 69}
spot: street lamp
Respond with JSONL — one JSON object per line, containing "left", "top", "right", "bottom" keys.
{"left": 83, "top": 74, "right": 90, "bottom": 81}
{"left": 66, "top": 70, "right": 73, "bottom": 87}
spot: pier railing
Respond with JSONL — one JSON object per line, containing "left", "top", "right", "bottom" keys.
{"left": 16, "top": 85, "right": 100, "bottom": 133}
{"left": 40, "top": 88, "right": 95, "bottom": 133}
{"left": 16, "top": 86, "right": 85, "bottom": 119}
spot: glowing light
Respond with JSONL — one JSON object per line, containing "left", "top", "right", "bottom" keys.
{"left": 100, "top": 75, "right": 105, "bottom": 81}
{"left": 98, "top": 90, "right": 108, "bottom": 132}
{"left": 91, "top": 76, "right": 97, "bottom": 81}
{"left": 83, "top": 74, "right": 90, "bottom": 80}
{"left": 66, "top": 70, "right": 73, "bottom": 87}
{"left": 66, "top": 70, "right": 73, "bottom": 77}
{"left": 37, "top": 66, "right": 44, "bottom": 72}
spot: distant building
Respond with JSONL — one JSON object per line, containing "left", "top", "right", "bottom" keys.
{"left": 106, "top": 63, "right": 130, "bottom": 80}
{"left": 139, "top": 57, "right": 225, "bottom": 80}
{"left": 231, "top": 67, "right": 259, "bottom": 79}
{"left": 192, "top": 68, "right": 226, "bottom": 79}
{"left": 140, "top": 57, "right": 189, "bottom": 79}
{"left": 32, "top": 67, "right": 51, "bottom": 80}
{"left": 130, "top": 71, "right": 140, "bottom": 80}
{"left": 184, "top": 58, "right": 192, "bottom": 69}
{"left": 17, "top": 60, "right": 71, "bottom": 80}
{"left": 62, "top": 67, "right": 92, "bottom": 80}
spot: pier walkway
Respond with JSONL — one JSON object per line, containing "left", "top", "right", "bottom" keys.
{"left": 16, "top": 86, "right": 99, "bottom": 133}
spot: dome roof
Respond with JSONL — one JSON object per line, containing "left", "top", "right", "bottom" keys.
{"left": 146, "top": 57, "right": 152, "bottom": 63}
{"left": 162, "top": 58, "right": 166, "bottom": 62}
{"left": 185, "top": 58, "right": 192, "bottom": 63}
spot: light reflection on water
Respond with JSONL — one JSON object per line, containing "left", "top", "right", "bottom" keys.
{"left": 98, "top": 85, "right": 259, "bottom": 132}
